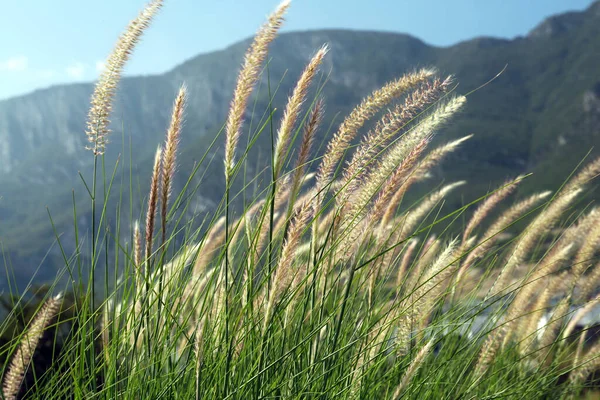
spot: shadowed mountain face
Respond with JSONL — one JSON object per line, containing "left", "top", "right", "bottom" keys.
{"left": 0, "top": 2, "right": 599, "bottom": 287}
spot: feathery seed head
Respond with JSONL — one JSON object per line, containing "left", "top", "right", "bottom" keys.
{"left": 289, "top": 98, "right": 325, "bottom": 202}
{"left": 134, "top": 220, "right": 142, "bottom": 258}
{"left": 343, "top": 75, "right": 454, "bottom": 192}
{"left": 161, "top": 85, "right": 187, "bottom": 244}
{"left": 2, "top": 295, "right": 62, "bottom": 400}
{"left": 462, "top": 175, "right": 523, "bottom": 243}
{"left": 573, "top": 208, "right": 600, "bottom": 275}
{"left": 491, "top": 188, "right": 582, "bottom": 298}
{"left": 397, "top": 238, "right": 420, "bottom": 289}
{"left": 382, "top": 135, "right": 473, "bottom": 225}
{"left": 392, "top": 337, "right": 435, "bottom": 399}
{"left": 315, "top": 68, "right": 435, "bottom": 204}
{"left": 564, "top": 155, "right": 600, "bottom": 193}
{"left": 274, "top": 45, "right": 328, "bottom": 176}
{"left": 85, "top": 0, "right": 163, "bottom": 155}
{"left": 396, "top": 181, "right": 465, "bottom": 243}
{"left": 145, "top": 146, "right": 162, "bottom": 262}
{"left": 411, "top": 134, "right": 473, "bottom": 182}
{"left": 264, "top": 201, "right": 313, "bottom": 328}
{"left": 346, "top": 96, "right": 467, "bottom": 228}
{"left": 224, "top": 0, "right": 290, "bottom": 179}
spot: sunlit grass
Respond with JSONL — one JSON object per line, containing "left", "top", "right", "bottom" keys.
{"left": 1, "top": 1, "right": 600, "bottom": 399}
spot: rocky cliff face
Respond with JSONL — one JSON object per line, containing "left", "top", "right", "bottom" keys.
{"left": 0, "top": 1, "right": 599, "bottom": 287}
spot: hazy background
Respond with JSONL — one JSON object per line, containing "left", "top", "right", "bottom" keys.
{"left": 0, "top": 0, "right": 595, "bottom": 100}
{"left": 1, "top": 0, "right": 599, "bottom": 289}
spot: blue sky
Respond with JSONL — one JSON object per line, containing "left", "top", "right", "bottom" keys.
{"left": 0, "top": 0, "right": 595, "bottom": 100}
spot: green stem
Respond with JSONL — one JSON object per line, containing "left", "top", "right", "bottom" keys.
{"left": 224, "top": 173, "right": 231, "bottom": 397}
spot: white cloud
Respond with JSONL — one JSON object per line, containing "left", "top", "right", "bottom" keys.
{"left": 95, "top": 60, "right": 106, "bottom": 74}
{"left": 37, "top": 69, "right": 56, "bottom": 79}
{"left": 66, "top": 62, "right": 86, "bottom": 79}
{"left": 0, "top": 55, "right": 28, "bottom": 72}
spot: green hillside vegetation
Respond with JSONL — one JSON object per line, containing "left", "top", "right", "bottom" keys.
{"left": 0, "top": 2, "right": 599, "bottom": 286}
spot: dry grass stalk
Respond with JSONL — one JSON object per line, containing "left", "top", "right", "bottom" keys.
{"left": 343, "top": 76, "right": 452, "bottom": 195}
{"left": 224, "top": 0, "right": 290, "bottom": 179}
{"left": 183, "top": 268, "right": 217, "bottom": 325}
{"left": 474, "top": 324, "right": 503, "bottom": 379}
{"left": 410, "top": 134, "right": 473, "bottom": 182}
{"left": 536, "top": 297, "right": 571, "bottom": 363}
{"left": 396, "top": 238, "right": 419, "bottom": 291}
{"left": 263, "top": 201, "right": 313, "bottom": 330}
{"left": 252, "top": 173, "right": 315, "bottom": 266}
{"left": 226, "top": 200, "right": 267, "bottom": 264}
{"left": 573, "top": 209, "right": 600, "bottom": 276}
{"left": 351, "top": 316, "right": 395, "bottom": 398}
{"left": 133, "top": 220, "right": 142, "bottom": 269}
{"left": 477, "top": 244, "right": 574, "bottom": 377}
{"left": 369, "top": 138, "right": 430, "bottom": 227}
{"left": 349, "top": 352, "right": 366, "bottom": 399}
{"left": 395, "top": 240, "right": 456, "bottom": 351}
{"left": 414, "top": 237, "right": 442, "bottom": 279}
{"left": 392, "top": 337, "right": 435, "bottom": 399}
{"left": 541, "top": 208, "right": 597, "bottom": 283}
{"left": 353, "top": 97, "right": 466, "bottom": 216}
{"left": 337, "top": 98, "right": 465, "bottom": 257}
{"left": 153, "top": 242, "right": 201, "bottom": 287}
{"left": 289, "top": 98, "right": 324, "bottom": 203}
{"left": 412, "top": 240, "right": 457, "bottom": 331}
{"left": 521, "top": 282, "right": 553, "bottom": 355}
{"left": 569, "top": 334, "right": 600, "bottom": 390}
{"left": 490, "top": 188, "right": 581, "bottom": 298}
{"left": 314, "top": 68, "right": 435, "bottom": 207}
{"left": 399, "top": 181, "right": 466, "bottom": 242}
{"left": 274, "top": 46, "right": 328, "bottom": 176}
{"left": 503, "top": 244, "right": 574, "bottom": 347}
{"left": 193, "top": 319, "right": 205, "bottom": 400}
{"left": 382, "top": 135, "right": 473, "bottom": 227}
{"left": 161, "top": 85, "right": 187, "bottom": 245}
{"left": 347, "top": 138, "right": 430, "bottom": 268}
{"left": 194, "top": 197, "right": 268, "bottom": 276}
{"left": 101, "top": 301, "right": 112, "bottom": 365}
{"left": 459, "top": 191, "right": 552, "bottom": 276}
{"left": 563, "top": 156, "right": 600, "bottom": 194}
{"left": 402, "top": 236, "right": 442, "bottom": 305}
{"left": 133, "top": 220, "right": 143, "bottom": 292}
{"left": 577, "top": 261, "right": 600, "bottom": 303}
{"left": 2, "top": 294, "right": 62, "bottom": 400}
{"left": 532, "top": 242, "right": 575, "bottom": 283}
{"left": 252, "top": 176, "right": 293, "bottom": 265}
{"left": 316, "top": 208, "right": 338, "bottom": 239}
{"left": 519, "top": 272, "right": 567, "bottom": 355}
{"left": 564, "top": 293, "right": 600, "bottom": 340}
{"left": 571, "top": 328, "right": 588, "bottom": 380}
{"left": 86, "top": 0, "right": 163, "bottom": 155}
{"left": 569, "top": 335, "right": 600, "bottom": 390}
{"left": 227, "top": 213, "right": 253, "bottom": 263}
{"left": 145, "top": 146, "right": 163, "bottom": 264}
{"left": 490, "top": 159, "right": 600, "bottom": 298}
{"left": 192, "top": 216, "right": 226, "bottom": 275}
{"left": 462, "top": 176, "right": 523, "bottom": 244}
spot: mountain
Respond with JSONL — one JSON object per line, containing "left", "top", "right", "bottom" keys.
{"left": 0, "top": 2, "right": 599, "bottom": 288}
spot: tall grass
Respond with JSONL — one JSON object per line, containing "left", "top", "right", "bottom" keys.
{"left": 2, "top": 1, "right": 600, "bottom": 399}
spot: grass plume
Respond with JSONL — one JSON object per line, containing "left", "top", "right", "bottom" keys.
{"left": 4, "top": 2, "right": 600, "bottom": 399}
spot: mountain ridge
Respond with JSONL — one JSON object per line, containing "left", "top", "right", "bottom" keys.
{"left": 5, "top": 0, "right": 598, "bottom": 104}
{"left": 0, "top": 2, "right": 599, "bottom": 287}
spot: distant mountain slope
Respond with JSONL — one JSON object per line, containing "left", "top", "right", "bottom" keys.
{"left": 0, "top": 1, "right": 599, "bottom": 287}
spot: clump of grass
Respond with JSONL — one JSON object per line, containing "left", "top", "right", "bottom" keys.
{"left": 3, "top": 1, "right": 600, "bottom": 399}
